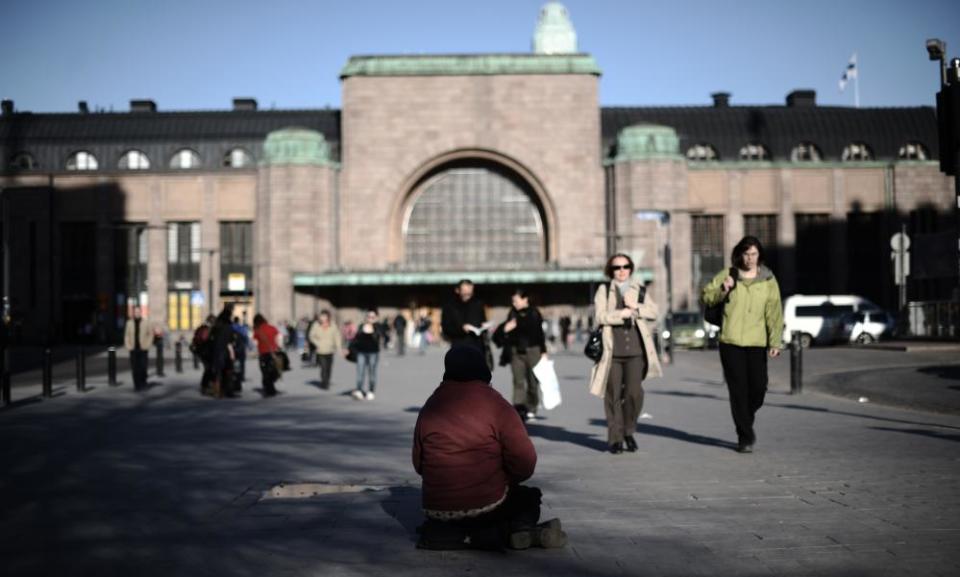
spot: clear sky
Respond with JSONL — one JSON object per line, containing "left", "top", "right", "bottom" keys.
{"left": 2, "top": 0, "right": 958, "bottom": 113}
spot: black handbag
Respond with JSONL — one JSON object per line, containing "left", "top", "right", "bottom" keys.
{"left": 584, "top": 328, "right": 603, "bottom": 362}
{"left": 703, "top": 267, "right": 737, "bottom": 327}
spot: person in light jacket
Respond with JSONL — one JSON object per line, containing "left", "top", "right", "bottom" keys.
{"left": 701, "top": 236, "right": 783, "bottom": 453}
{"left": 308, "top": 310, "right": 343, "bottom": 390}
{"left": 123, "top": 305, "right": 154, "bottom": 391}
{"left": 588, "top": 254, "right": 663, "bottom": 455}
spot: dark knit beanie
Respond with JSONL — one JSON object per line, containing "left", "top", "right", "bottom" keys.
{"left": 443, "top": 344, "right": 492, "bottom": 383}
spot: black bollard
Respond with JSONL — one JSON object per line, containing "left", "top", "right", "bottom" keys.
{"left": 155, "top": 340, "right": 165, "bottom": 377}
{"left": 42, "top": 348, "right": 53, "bottom": 398}
{"left": 76, "top": 346, "right": 86, "bottom": 392}
{"left": 175, "top": 341, "right": 183, "bottom": 373}
{"left": 107, "top": 347, "right": 118, "bottom": 386}
{"left": 1, "top": 347, "right": 9, "bottom": 407}
{"left": 790, "top": 330, "right": 803, "bottom": 395}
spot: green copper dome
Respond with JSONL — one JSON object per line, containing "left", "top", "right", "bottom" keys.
{"left": 533, "top": 2, "right": 578, "bottom": 54}
{"left": 614, "top": 124, "right": 682, "bottom": 162}
{"left": 262, "top": 127, "right": 332, "bottom": 166}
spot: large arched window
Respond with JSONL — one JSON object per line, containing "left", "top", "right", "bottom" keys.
{"left": 223, "top": 147, "right": 253, "bottom": 168}
{"left": 898, "top": 142, "right": 928, "bottom": 160}
{"left": 403, "top": 164, "right": 545, "bottom": 270}
{"left": 8, "top": 152, "right": 36, "bottom": 170}
{"left": 170, "top": 148, "right": 201, "bottom": 169}
{"left": 686, "top": 143, "right": 719, "bottom": 162}
{"left": 738, "top": 143, "right": 770, "bottom": 161}
{"left": 66, "top": 150, "right": 98, "bottom": 171}
{"left": 790, "top": 142, "right": 822, "bottom": 162}
{"left": 119, "top": 149, "right": 150, "bottom": 170}
{"left": 842, "top": 142, "right": 873, "bottom": 161}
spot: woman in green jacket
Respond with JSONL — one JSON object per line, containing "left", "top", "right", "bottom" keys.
{"left": 701, "top": 236, "right": 783, "bottom": 453}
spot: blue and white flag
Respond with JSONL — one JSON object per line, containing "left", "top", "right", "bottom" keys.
{"left": 839, "top": 53, "right": 858, "bottom": 91}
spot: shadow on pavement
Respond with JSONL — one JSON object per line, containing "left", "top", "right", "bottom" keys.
{"left": 380, "top": 485, "right": 424, "bottom": 540}
{"left": 917, "top": 365, "right": 960, "bottom": 381}
{"left": 868, "top": 426, "right": 960, "bottom": 443}
{"left": 586, "top": 419, "right": 737, "bottom": 451}
{"left": 650, "top": 390, "right": 722, "bottom": 400}
{"left": 526, "top": 422, "right": 608, "bottom": 452}
{"left": 768, "top": 402, "right": 960, "bottom": 431}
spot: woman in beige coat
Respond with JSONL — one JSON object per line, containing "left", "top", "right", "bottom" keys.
{"left": 589, "top": 254, "right": 663, "bottom": 454}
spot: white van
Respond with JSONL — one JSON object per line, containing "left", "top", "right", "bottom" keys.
{"left": 783, "top": 295, "right": 880, "bottom": 348}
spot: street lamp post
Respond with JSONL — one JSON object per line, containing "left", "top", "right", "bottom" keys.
{"left": 926, "top": 39, "right": 960, "bottom": 296}
{"left": 635, "top": 210, "right": 673, "bottom": 364}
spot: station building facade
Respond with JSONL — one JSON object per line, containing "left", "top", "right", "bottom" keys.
{"left": 0, "top": 4, "right": 956, "bottom": 343}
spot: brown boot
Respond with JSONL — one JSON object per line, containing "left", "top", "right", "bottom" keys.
{"left": 509, "top": 518, "right": 567, "bottom": 549}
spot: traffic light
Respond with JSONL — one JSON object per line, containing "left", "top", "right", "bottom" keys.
{"left": 936, "top": 83, "right": 960, "bottom": 176}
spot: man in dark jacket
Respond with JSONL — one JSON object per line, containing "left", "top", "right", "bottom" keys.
{"left": 412, "top": 345, "right": 566, "bottom": 550}
{"left": 440, "top": 280, "right": 493, "bottom": 367}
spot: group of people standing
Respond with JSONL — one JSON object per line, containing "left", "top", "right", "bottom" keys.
{"left": 410, "top": 235, "right": 784, "bottom": 552}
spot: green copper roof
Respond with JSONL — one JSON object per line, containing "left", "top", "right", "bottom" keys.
{"left": 293, "top": 268, "right": 653, "bottom": 287}
{"left": 262, "top": 127, "right": 333, "bottom": 166}
{"left": 614, "top": 124, "right": 683, "bottom": 163}
{"left": 340, "top": 54, "right": 601, "bottom": 78}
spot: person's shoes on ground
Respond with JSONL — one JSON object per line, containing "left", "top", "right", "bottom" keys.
{"left": 350, "top": 389, "right": 364, "bottom": 400}
{"left": 736, "top": 441, "right": 754, "bottom": 453}
{"left": 624, "top": 435, "right": 638, "bottom": 452}
{"left": 509, "top": 518, "right": 567, "bottom": 550}
{"left": 365, "top": 391, "right": 375, "bottom": 401}
{"left": 609, "top": 441, "right": 623, "bottom": 455}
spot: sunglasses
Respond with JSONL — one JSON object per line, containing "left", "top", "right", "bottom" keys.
{"left": 610, "top": 264, "right": 633, "bottom": 271}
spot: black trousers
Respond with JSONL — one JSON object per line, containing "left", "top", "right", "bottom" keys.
{"left": 130, "top": 350, "right": 148, "bottom": 390}
{"left": 719, "top": 343, "right": 768, "bottom": 444}
{"left": 604, "top": 355, "right": 646, "bottom": 444}
{"left": 258, "top": 354, "right": 279, "bottom": 396}
{"left": 317, "top": 353, "right": 333, "bottom": 389}
{"left": 418, "top": 485, "right": 542, "bottom": 550}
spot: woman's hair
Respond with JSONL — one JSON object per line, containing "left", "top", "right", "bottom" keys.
{"left": 253, "top": 313, "right": 266, "bottom": 327}
{"left": 603, "top": 253, "right": 635, "bottom": 279}
{"left": 731, "top": 235, "right": 765, "bottom": 269}
{"left": 216, "top": 303, "right": 234, "bottom": 325}
{"left": 512, "top": 288, "right": 530, "bottom": 300}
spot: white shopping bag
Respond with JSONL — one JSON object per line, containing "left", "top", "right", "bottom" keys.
{"left": 533, "top": 357, "right": 562, "bottom": 410}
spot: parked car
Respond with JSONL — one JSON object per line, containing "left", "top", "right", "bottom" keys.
{"left": 783, "top": 294, "right": 881, "bottom": 348}
{"left": 841, "top": 309, "right": 896, "bottom": 344}
{"left": 663, "top": 311, "right": 718, "bottom": 350}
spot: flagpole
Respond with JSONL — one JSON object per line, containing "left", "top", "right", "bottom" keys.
{"left": 854, "top": 53, "right": 860, "bottom": 108}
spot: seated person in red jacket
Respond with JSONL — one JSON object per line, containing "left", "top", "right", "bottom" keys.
{"left": 412, "top": 344, "right": 566, "bottom": 550}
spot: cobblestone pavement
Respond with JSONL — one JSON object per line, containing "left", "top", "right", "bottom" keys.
{"left": 1, "top": 345, "right": 959, "bottom": 576}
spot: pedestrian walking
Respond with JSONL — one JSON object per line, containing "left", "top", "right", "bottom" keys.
{"left": 393, "top": 313, "right": 408, "bottom": 356}
{"left": 190, "top": 315, "right": 216, "bottom": 394}
{"left": 417, "top": 312, "right": 432, "bottom": 354}
{"left": 559, "top": 316, "right": 571, "bottom": 351}
{"left": 413, "top": 345, "right": 567, "bottom": 551}
{"left": 231, "top": 316, "right": 250, "bottom": 387}
{"left": 123, "top": 305, "right": 153, "bottom": 391}
{"left": 208, "top": 304, "right": 238, "bottom": 398}
{"left": 441, "top": 279, "right": 493, "bottom": 368}
{"left": 253, "top": 313, "right": 282, "bottom": 397}
{"left": 588, "top": 254, "right": 663, "bottom": 455}
{"left": 349, "top": 308, "right": 383, "bottom": 400}
{"left": 308, "top": 310, "right": 343, "bottom": 390}
{"left": 700, "top": 236, "right": 783, "bottom": 453}
{"left": 304, "top": 315, "right": 319, "bottom": 365}
{"left": 493, "top": 289, "right": 547, "bottom": 421}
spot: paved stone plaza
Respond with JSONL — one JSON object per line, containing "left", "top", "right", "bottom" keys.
{"left": 2, "top": 346, "right": 959, "bottom": 576}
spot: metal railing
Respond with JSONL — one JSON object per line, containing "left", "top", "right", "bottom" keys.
{"left": 903, "top": 300, "right": 960, "bottom": 339}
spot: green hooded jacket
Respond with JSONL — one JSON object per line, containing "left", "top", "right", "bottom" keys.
{"left": 701, "top": 266, "right": 784, "bottom": 348}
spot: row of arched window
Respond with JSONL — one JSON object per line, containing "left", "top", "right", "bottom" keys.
{"left": 685, "top": 142, "right": 930, "bottom": 162}
{"left": 6, "top": 147, "right": 255, "bottom": 171}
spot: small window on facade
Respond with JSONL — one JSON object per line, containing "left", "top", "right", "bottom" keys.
{"left": 9, "top": 152, "right": 36, "bottom": 170}
{"left": 223, "top": 148, "right": 253, "bottom": 168}
{"left": 738, "top": 143, "right": 769, "bottom": 161}
{"left": 170, "top": 148, "right": 201, "bottom": 169}
{"left": 790, "top": 142, "right": 822, "bottom": 162}
{"left": 842, "top": 143, "right": 873, "bottom": 161}
{"left": 66, "top": 150, "right": 99, "bottom": 171}
{"left": 686, "top": 144, "right": 719, "bottom": 162}
{"left": 119, "top": 149, "right": 151, "bottom": 170}
{"left": 898, "top": 142, "right": 928, "bottom": 160}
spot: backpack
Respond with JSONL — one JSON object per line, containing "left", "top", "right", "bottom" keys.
{"left": 190, "top": 324, "right": 212, "bottom": 360}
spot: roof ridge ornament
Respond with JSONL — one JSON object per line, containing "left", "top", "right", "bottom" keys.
{"left": 533, "top": 2, "right": 578, "bottom": 54}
